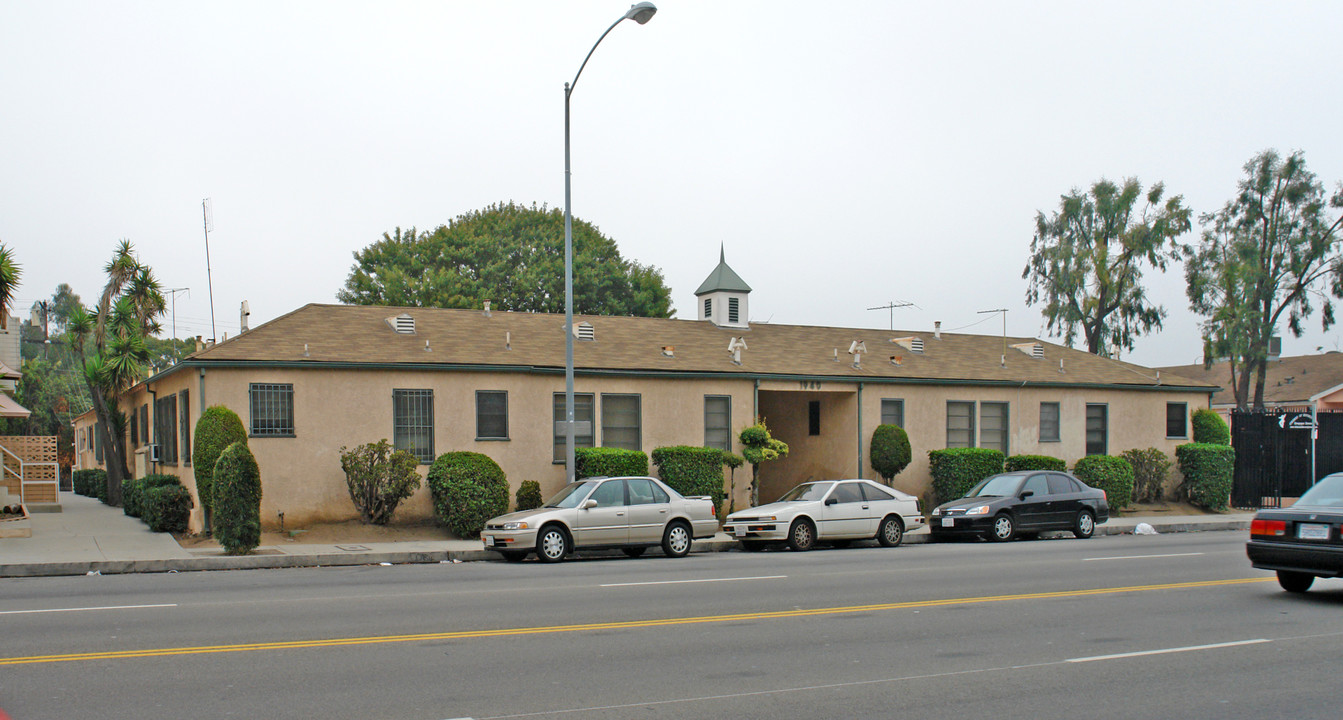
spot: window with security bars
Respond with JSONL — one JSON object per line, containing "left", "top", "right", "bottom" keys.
{"left": 393, "top": 389, "right": 434, "bottom": 463}
{"left": 130, "top": 411, "right": 138, "bottom": 446}
{"left": 880, "top": 399, "right": 905, "bottom": 428}
{"left": 553, "top": 393, "right": 594, "bottom": 462}
{"left": 155, "top": 394, "right": 178, "bottom": 463}
{"left": 704, "top": 395, "right": 731, "bottom": 450}
{"left": 250, "top": 383, "right": 295, "bottom": 437}
{"left": 476, "top": 390, "right": 508, "bottom": 440}
{"left": 1086, "top": 404, "right": 1108, "bottom": 455}
{"left": 179, "top": 390, "right": 191, "bottom": 465}
{"left": 946, "top": 401, "right": 975, "bottom": 448}
{"left": 1039, "top": 402, "right": 1060, "bottom": 442}
{"left": 140, "top": 405, "right": 149, "bottom": 448}
{"left": 980, "top": 402, "right": 1009, "bottom": 454}
{"left": 602, "top": 394, "right": 641, "bottom": 451}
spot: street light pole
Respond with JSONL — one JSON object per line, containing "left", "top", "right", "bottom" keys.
{"left": 563, "top": 2, "right": 657, "bottom": 484}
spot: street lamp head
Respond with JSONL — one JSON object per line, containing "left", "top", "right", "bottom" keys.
{"left": 625, "top": 2, "right": 657, "bottom": 25}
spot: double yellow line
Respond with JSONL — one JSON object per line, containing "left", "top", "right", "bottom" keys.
{"left": 0, "top": 577, "right": 1270, "bottom": 666}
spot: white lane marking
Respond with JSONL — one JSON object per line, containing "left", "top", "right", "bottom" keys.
{"left": 601, "top": 575, "right": 786, "bottom": 588}
{"left": 1083, "top": 552, "right": 1205, "bottom": 562}
{"left": 1067, "top": 639, "right": 1269, "bottom": 663}
{"left": 0, "top": 603, "right": 177, "bottom": 616}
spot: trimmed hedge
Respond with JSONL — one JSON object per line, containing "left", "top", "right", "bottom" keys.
{"left": 193, "top": 405, "right": 248, "bottom": 528}
{"left": 869, "top": 425, "right": 912, "bottom": 484}
{"left": 1005, "top": 454, "right": 1067, "bottom": 472}
{"left": 1072, "top": 455, "right": 1135, "bottom": 510}
{"left": 73, "top": 469, "right": 108, "bottom": 501}
{"left": 123, "top": 474, "right": 180, "bottom": 519}
{"left": 1121, "top": 447, "right": 1172, "bottom": 503}
{"left": 1192, "top": 409, "right": 1230, "bottom": 445}
{"left": 427, "top": 452, "right": 509, "bottom": 539}
{"left": 515, "top": 480, "right": 543, "bottom": 512}
{"left": 213, "top": 441, "right": 262, "bottom": 555}
{"left": 574, "top": 447, "right": 648, "bottom": 479}
{"left": 1176, "top": 442, "right": 1235, "bottom": 510}
{"left": 928, "top": 448, "right": 1005, "bottom": 504}
{"left": 652, "top": 446, "right": 726, "bottom": 516}
{"left": 143, "top": 480, "right": 193, "bottom": 533}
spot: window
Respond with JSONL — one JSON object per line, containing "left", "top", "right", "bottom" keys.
{"left": 249, "top": 383, "right": 295, "bottom": 437}
{"left": 601, "top": 394, "right": 641, "bottom": 450}
{"left": 704, "top": 395, "right": 731, "bottom": 450}
{"left": 728, "top": 297, "right": 740, "bottom": 324}
{"left": 980, "top": 402, "right": 1009, "bottom": 454}
{"left": 809, "top": 400, "right": 821, "bottom": 436}
{"left": 1086, "top": 404, "right": 1108, "bottom": 455}
{"left": 130, "top": 411, "right": 138, "bottom": 446}
{"left": 1022, "top": 474, "right": 1049, "bottom": 498}
{"left": 476, "top": 391, "right": 508, "bottom": 440}
{"left": 155, "top": 394, "right": 178, "bottom": 464}
{"left": 553, "top": 392, "right": 594, "bottom": 462}
{"left": 1047, "top": 474, "right": 1079, "bottom": 494}
{"left": 140, "top": 405, "right": 149, "bottom": 447}
{"left": 392, "top": 389, "right": 434, "bottom": 463}
{"left": 589, "top": 479, "right": 626, "bottom": 508}
{"left": 831, "top": 482, "right": 864, "bottom": 504}
{"left": 703, "top": 298, "right": 712, "bottom": 318}
{"left": 627, "top": 477, "right": 668, "bottom": 505}
{"left": 179, "top": 390, "right": 191, "bottom": 465}
{"left": 1166, "top": 402, "right": 1188, "bottom": 438}
{"left": 946, "top": 401, "right": 975, "bottom": 448}
{"left": 1039, "top": 402, "right": 1060, "bottom": 442}
{"left": 861, "top": 483, "right": 896, "bottom": 501}
{"left": 880, "top": 399, "right": 905, "bottom": 428}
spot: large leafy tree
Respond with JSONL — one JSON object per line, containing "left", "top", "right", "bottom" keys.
{"left": 338, "top": 202, "right": 674, "bottom": 318}
{"left": 1024, "top": 179, "right": 1192, "bottom": 356}
{"left": 1185, "top": 150, "right": 1343, "bottom": 410}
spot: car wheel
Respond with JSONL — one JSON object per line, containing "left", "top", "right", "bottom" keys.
{"left": 621, "top": 547, "right": 647, "bottom": 558}
{"left": 787, "top": 519, "right": 816, "bottom": 551}
{"left": 662, "top": 521, "right": 692, "bottom": 558}
{"left": 499, "top": 550, "right": 528, "bottom": 562}
{"left": 536, "top": 525, "right": 570, "bottom": 563}
{"left": 1073, "top": 510, "right": 1096, "bottom": 539}
{"left": 987, "top": 513, "right": 1015, "bottom": 542}
{"left": 740, "top": 540, "right": 767, "bottom": 552}
{"left": 877, "top": 516, "right": 905, "bottom": 547}
{"left": 1277, "top": 570, "right": 1315, "bottom": 593}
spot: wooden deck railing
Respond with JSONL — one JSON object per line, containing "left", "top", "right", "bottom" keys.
{"left": 0, "top": 436, "right": 60, "bottom": 504}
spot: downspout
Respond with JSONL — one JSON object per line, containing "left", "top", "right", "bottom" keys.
{"left": 857, "top": 383, "right": 864, "bottom": 479}
{"left": 753, "top": 378, "right": 759, "bottom": 421}
{"left": 198, "top": 368, "right": 206, "bottom": 410}
{"left": 147, "top": 388, "right": 157, "bottom": 474}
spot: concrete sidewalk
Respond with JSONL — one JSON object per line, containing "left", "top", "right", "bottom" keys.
{"left": 0, "top": 493, "right": 1254, "bottom": 578}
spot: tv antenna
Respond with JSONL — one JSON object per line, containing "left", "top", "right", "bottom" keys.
{"left": 978, "top": 308, "right": 1008, "bottom": 366}
{"left": 166, "top": 288, "right": 190, "bottom": 357}
{"left": 867, "top": 300, "right": 917, "bottom": 331}
{"left": 202, "top": 199, "right": 217, "bottom": 343}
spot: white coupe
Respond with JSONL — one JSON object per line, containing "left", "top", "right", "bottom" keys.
{"left": 722, "top": 478, "right": 925, "bottom": 551}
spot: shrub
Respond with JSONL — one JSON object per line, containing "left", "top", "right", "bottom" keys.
{"left": 427, "top": 452, "right": 509, "bottom": 539}
{"left": 143, "top": 479, "right": 193, "bottom": 533}
{"left": 1175, "top": 442, "right": 1236, "bottom": 510}
{"left": 1005, "top": 454, "right": 1067, "bottom": 472}
{"left": 213, "top": 441, "right": 262, "bottom": 555}
{"left": 192, "top": 405, "right": 248, "bottom": 530}
{"left": 73, "top": 468, "right": 109, "bottom": 501}
{"left": 928, "top": 448, "right": 1004, "bottom": 504}
{"left": 1122, "top": 447, "right": 1173, "bottom": 503}
{"left": 1072, "top": 455, "right": 1135, "bottom": 510}
{"left": 652, "top": 446, "right": 727, "bottom": 516}
{"left": 122, "top": 476, "right": 145, "bottom": 517}
{"left": 515, "top": 480, "right": 543, "bottom": 512}
{"left": 869, "top": 425, "right": 912, "bottom": 485}
{"left": 739, "top": 419, "right": 789, "bottom": 506}
{"left": 339, "top": 439, "right": 421, "bottom": 525}
{"left": 1191, "top": 409, "right": 1230, "bottom": 445}
{"left": 574, "top": 447, "right": 648, "bottom": 479}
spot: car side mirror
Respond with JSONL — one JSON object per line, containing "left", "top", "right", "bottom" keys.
{"left": 581, "top": 499, "right": 598, "bottom": 510}
{"left": 1019, "top": 490, "right": 1034, "bottom": 500}
{"left": 824, "top": 497, "right": 838, "bottom": 506}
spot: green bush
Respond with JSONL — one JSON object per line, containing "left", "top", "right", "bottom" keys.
{"left": 1175, "top": 442, "right": 1236, "bottom": 510}
{"left": 143, "top": 479, "right": 193, "bottom": 533}
{"left": 339, "top": 440, "right": 421, "bottom": 525}
{"left": 122, "top": 476, "right": 145, "bottom": 517}
{"left": 192, "top": 405, "right": 248, "bottom": 530}
{"left": 73, "top": 469, "right": 102, "bottom": 497}
{"left": 1005, "top": 454, "right": 1067, "bottom": 472}
{"left": 1191, "top": 409, "right": 1230, "bottom": 445}
{"left": 928, "top": 448, "right": 1005, "bottom": 504}
{"left": 1121, "top": 447, "right": 1173, "bottom": 503}
{"left": 515, "top": 480, "right": 543, "bottom": 512}
{"left": 427, "top": 452, "right": 509, "bottom": 539}
{"left": 652, "top": 446, "right": 727, "bottom": 516}
{"left": 213, "top": 442, "right": 262, "bottom": 555}
{"left": 574, "top": 447, "right": 648, "bottom": 479}
{"left": 1072, "top": 455, "right": 1135, "bottom": 510}
{"left": 869, "top": 425, "right": 912, "bottom": 484}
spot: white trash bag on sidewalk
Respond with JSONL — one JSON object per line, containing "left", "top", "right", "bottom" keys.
{"left": 1133, "top": 522, "right": 1158, "bottom": 535}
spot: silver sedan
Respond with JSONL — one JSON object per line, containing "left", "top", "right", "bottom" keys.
{"left": 722, "top": 479, "right": 925, "bottom": 551}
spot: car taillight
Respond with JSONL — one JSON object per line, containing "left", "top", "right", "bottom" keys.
{"left": 1250, "top": 518, "right": 1287, "bottom": 537}
{"left": 710, "top": 503, "right": 716, "bottom": 517}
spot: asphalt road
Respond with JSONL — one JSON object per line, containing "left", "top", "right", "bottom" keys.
{"left": 2, "top": 531, "right": 1339, "bottom": 720}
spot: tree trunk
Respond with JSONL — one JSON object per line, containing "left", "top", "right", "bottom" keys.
{"left": 87, "top": 385, "right": 129, "bottom": 506}
{"left": 750, "top": 464, "right": 759, "bottom": 507}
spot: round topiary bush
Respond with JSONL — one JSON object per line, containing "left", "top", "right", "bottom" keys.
{"left": 427, "top": 452, "right": 509, "bottom": 539}
{"left": 1191, "top": 409, "right": 1230, "bottom": 445}
{"left": 192, "top": 405, "right": 248, "bottom": 530}
{"left": 212, "top": 441, "right": 262, "bottom": 555}
{"left": 869, "top": 425, "right": 912, "bottom": 486}
{"left": 1072, "top": 455, "right": 1135, "bottom": 510}
{"left": 515, "top": 480, "right": 543, "bottom": 512}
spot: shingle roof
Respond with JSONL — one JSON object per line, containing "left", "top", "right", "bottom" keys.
{"left": 1157, "top": 353, "right": 1343, "bottom": 406}
{"left": 175, "top": 303, "right": 1216, "bottom": 391}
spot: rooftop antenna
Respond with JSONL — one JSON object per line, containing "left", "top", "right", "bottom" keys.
{"left": 978, "top": 308, "right": 1008, "bottom": 367}
{"left": 166, "top": 287, "right": 190, "bottom": 358}
{"left": 202, "top": 198, "right": 217, "bottom": 343}
{"left": 867, "top": 300, "right": 916, "bottom": 331}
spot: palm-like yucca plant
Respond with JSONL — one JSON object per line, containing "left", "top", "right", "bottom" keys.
{"left": 0, "top": 243, "right": 21, "bottom": 329}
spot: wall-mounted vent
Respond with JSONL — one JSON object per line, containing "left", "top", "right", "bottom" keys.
{"left": 387, "top": 313, "right": 415, "bottom": 334}
{"left": 891, "top": 336, "right": 924, "bottom": 354}
{"left": 662, "top": 346, "right": 675, "bottom": 357}
{"left": 574, "top": 322, "right": 595, "bottom": 341}
{"left": 1012, "top": 342, "right": 1045, "bottom": 359}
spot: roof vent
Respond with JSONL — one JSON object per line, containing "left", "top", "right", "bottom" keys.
{"left": 728, "top": 337, "right": 748, "bottom": 365}
{"left": 892, "top": 336, "right": 924, "bottom": 354}
{"left": 387, "top": 313, "right": 415, "bottom": 334}
{"left": 574, "top": 322, "right": 595, "bottom": 341}
{"left": 662, "top": 345, "right": 674, "bottom": 357}
{"left": 1012, "top": 342, "right": 1045, "bottom": 359}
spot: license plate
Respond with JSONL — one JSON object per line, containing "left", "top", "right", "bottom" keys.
{"left": 733, "top": 526, "right": 747, "bottom": 537}
{"left": 483, "top": 536, "right": 495, "bottom": 547}
{"left": 941, "top": 518, "right": 955, "bottom": 527}
{"left": 1298, "top": 523, "right": 1330, "bottom": 540}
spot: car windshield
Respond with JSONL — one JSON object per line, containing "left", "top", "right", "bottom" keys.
{"left": 545, "top": 481, "right": 598, "bottom": 508}
{"left": 966, "top": 474, "right": 1025, "bottom": 498}
{"left": 777, "top": 482, "right": 834, "bottom": 502}
{"left": 1295, "top": 475, "right": 1343, "bottom": 508}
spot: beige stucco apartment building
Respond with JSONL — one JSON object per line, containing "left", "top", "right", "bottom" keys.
{"left": 75, "top": 257, "right": 1216, "bottom": 534}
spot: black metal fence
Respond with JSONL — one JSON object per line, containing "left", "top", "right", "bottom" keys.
{"left": 1231, "top": 410, "right": 1343, "bottom": 509}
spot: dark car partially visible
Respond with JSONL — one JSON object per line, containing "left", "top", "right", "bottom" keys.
{"left": 930, "top": 470, "right": 1109, "bottom": 542}
{"left": 1247, "top": 472, "right": 1343, "bottom": 593}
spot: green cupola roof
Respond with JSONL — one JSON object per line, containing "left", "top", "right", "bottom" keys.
{"left": 694, "top": 245, "right": 752, "bottom": 295}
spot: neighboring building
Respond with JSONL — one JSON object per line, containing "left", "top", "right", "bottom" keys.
{"left": 75, "top": 255, "right": 1216, "bottom": 533}
{"left": 0, "top": 315, "right": 20, "bottom": 393}
{"left": 1158, "top": 353, "right": 1343, "bottom": 421}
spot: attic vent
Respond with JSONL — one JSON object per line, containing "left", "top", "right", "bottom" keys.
{"left": 1012, "top": 342, "right": 1045, "bottom": 359}
{"left": 387, "top": 313, "right": 415, "bottom": 334}
{"left": 574, "top": 322, "right": 595, "bottom": 341}
{"left": 891, "top": 336, "right": 924, "bottom": 354}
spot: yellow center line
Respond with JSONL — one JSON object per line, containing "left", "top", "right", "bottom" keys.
{"left": 0, "top": 577, "right": 1271, "bottom": 666}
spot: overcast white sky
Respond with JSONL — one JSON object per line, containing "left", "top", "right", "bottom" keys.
{"left": 4, "top": 0, "right": 1342, "bottom": 369}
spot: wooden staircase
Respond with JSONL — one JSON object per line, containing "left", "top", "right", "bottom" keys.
{"left": 0, "top": 435, "right": 59, "bottom": 504}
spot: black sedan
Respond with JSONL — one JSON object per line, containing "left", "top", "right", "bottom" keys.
{"left": 1247, "top": 472, "right": 1343, "bottom": 593}
{"left": 930, "top": 471, "right": 1109, "bottom": 542}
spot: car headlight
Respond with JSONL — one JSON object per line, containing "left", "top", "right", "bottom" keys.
{"left": 964, "top": 505, "right": 990, "bottom": 516}
{"left": 501, "top": 521, "right": 529, "bottom": 530}
{"left": 930, "top": 508, "right": 941, "bottom": 516}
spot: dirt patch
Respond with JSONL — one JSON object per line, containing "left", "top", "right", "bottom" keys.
{"left": 1119, "top": 500, "right": 1222, "bottom": 516}
{"left": 175, "top": 519, "right": 456, "bottom": 549}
